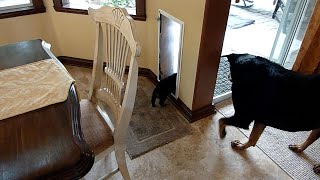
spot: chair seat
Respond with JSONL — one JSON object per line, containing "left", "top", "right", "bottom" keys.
{"left": 80, "top": 99, "right": 114, "bottom": 155}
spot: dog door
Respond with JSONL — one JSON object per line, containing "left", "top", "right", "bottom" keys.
{"left": 158, "top": 9, "right": 184, "bottom": 99}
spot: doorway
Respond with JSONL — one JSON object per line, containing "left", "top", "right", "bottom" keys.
{"left": 270, "top": 0, "right": 317, "bottom": 69}
{"left": 158, "top": 10, "right": 184, "bottom": 99}
{"left": 214, "top": 0, "right": 317, "bottom": 104}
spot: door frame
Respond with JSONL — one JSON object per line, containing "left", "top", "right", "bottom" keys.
{"left": 192, "top": 0, "right": 230, "bottom": 112}
{"left": 269, "top": 0, "right": 310, "bottom": 67}
{"left": 152, "top": 0, "right": 230, "bottom": 122}
{"left": 157, "top": 9, "right": 184, "bottom": 99}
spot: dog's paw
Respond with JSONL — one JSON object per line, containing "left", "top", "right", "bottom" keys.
{"left": 219, "top": 118, "right": 227, "bottom": 138}
{"left": 288, "top": 144, "right": 304, "bottom": 153}
{"left": 231, "top": 140, "right": 247, "bottom": 150}
{"left": 313, "top": 164, "right": 320, "bottom": 174}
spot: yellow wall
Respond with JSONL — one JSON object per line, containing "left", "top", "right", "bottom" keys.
{"left": 0, "top": 13, "right": 46, "bottom": 45}
{"left": 43, "top": 0, "right": 149, "bottom": 67}
{"left": 0, "top": 0, "right": 206, "bottom": 109}
{"left": 144, "top": 0, "right": 206, "bottom": 108}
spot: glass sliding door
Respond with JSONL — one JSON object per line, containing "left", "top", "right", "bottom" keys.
{"left": 269, "top": 0, "right": 316, "bottom": 69}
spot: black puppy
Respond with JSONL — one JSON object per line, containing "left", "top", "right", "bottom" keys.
{"left": 219, "top": 53, "right": 320, "bottom": 174}
{"left": 152, "top": 73, "right": 177, "bottom": 107}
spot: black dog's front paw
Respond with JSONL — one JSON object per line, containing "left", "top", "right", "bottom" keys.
{"left": 313, "top": 164, "right": 320, "bottom": 174}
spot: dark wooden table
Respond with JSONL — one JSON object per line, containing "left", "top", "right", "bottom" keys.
{"left": 0, "top": 39, "right": 94, "bottom": 179}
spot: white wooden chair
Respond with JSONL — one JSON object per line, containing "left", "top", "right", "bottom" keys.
{"left": 80, "top": 6, "right": 140, "bottom": 180}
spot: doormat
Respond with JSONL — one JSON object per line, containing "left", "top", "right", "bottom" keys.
{"left": 65, "top": 65, "right": 193, "bottom": 160}
{"left": 240, "top": 125, "right": 320, "bottom": 179}
{"left": 227, "top": 14, "right": 255, "bottom": 29}
{"left": 214, "top": 57, "right": 232, "bottom": 97}
{"left": 126, "top": 77, "right": 193, "bottom": 159}
{"left": 216, "top": 98, "right": 320, "bottom": 179}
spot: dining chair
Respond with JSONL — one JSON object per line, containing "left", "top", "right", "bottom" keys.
{"left": 272, "top": 0, "right": 285, "bottom": 21}
{"left": 80, "top": 6, "right": 141, "bottom": 180}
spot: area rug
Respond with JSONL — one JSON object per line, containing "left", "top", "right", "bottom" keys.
{"left": 239, "top": 124, "right": 320, "bottom": 179}
{"left": 227, "top": 14, "right": 255, "bottom": 29}
{"left": 214, "top": 57, "right": 232, "bottom": 97}
{"left": 64, "top": 65, "right": 193, "bottom": 160}
{"left": 125, "top": 77, "right": 193, "bottom": 159}
{"left": 216, "top": 99, "right": 320, "bottom": 179}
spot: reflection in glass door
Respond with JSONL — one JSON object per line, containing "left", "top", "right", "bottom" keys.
{"left": 269, "top": 0, "right": 316, "bottom": 69}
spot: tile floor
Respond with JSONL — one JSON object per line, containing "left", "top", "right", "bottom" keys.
{"left": 66, "top": 65, "right": 292, "bottom": 180}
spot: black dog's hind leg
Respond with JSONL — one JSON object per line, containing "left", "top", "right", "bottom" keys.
{"left": 219, "top": 117, "right": 229, "bottom": 138}
{"left": 219, "top": 115, "right": 251, "bottom": 138}
{"left": 151, "top": 90, "right": 157, "bottom": 107}
{"left": 289, "top": 128, "right": 320, "bottom": 153}
{"left": 219, "top": 116, "right": 238, "bottom": 138}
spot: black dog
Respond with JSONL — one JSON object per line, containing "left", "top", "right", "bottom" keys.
{"left": 152, "top": 73, "right": 177, "bottom": 107}
{"left": 219, "top": 53, "right": 320, "bottom": 174}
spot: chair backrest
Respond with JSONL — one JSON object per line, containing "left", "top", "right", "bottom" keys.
{"left": 88, "top": 6, "right": 141, "bottom": 145}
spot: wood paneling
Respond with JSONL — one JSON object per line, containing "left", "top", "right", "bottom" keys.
{"left": 136, "top": 0, "right": 146, "bottom": 20}
{"left": 292, "top": 0, "right": 320, "bottom": 74}
{"left": 192, "top": 0, "right": 231, "bottom": 111}
{"left": 32, "top": 0, "right": 45, "bottom": 9}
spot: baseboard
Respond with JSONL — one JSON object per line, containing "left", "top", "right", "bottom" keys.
{"left": 59, "top": 56, "right": 92, "bottom": 68}
{"left": 58, "top": 56, "right": 151, "bottom": 77}
{"left": 58, "top": 56, "right": 216, "bottom": 123}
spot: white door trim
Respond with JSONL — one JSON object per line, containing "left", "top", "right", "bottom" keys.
{"left": 157, "top": 9, "right": 184, "bottom": 99}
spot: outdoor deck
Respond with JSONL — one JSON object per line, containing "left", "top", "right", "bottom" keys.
{"left": 214, "top": 0, "right": 281, "bottom": 99}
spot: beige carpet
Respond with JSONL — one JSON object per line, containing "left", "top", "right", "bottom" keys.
{"left": 126, "top": 77, "right": 192, "bottom": 159}
{"left": 216, "top": 98, "right": 320, "bottom": 179}
{"left": 240, "top": 126, "right": 320, "bottom": 180}
{"left": 65, "top": 65, "right": 193, "bottom": 159}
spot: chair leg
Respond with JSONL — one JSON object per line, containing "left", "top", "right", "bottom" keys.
{"left": 115, "top": 145, "right": 131, "bottom": 180}
{"left": 243, "top": 0, "right": 247, "bottom": 6}
{"left": 98, "top": 167, "right": 119, "bottom": 180}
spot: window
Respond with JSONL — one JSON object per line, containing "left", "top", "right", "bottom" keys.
{"left": 0, "top": 0, "right": 45, "bottom": 19}
{"left": 0, "top": 0, "right": 32, "bottom": 10}
{"left": 68, "top": 0, "right": 136, "bottom": 15}
{"left": 53, "top": 0, "right": 146, "bottom": 21}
